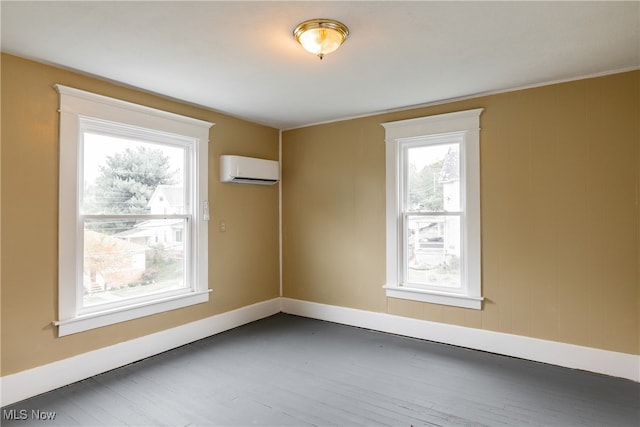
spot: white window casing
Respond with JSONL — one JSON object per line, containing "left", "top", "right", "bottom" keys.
{"left": 54, "top": 85, "right": 214, "bottom": 336}
{"left": 382, "top": 109, "right": 483, "bottom": 310}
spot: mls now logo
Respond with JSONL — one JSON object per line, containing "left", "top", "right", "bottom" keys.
{"left": 2, "top": 409, "right": 28, "bottom": 420}
{"left": 3, "top": 409, "right": 57, "bottom": 421}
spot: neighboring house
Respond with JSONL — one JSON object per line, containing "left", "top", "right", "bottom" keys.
{"left": 439, "top": 146, "right": 461, "bottom": 260}
{"left": 83, "top": 185, "right": 185, "bottom": 293}
{"left": 116, "top": 218, "right": 184, "bottom": 252}
{"left": 148, "top": 184, "right": 184, "bottom": 215}
{"left": 409, "top": 146, "right": 460, "bottom": 277}
{"left": 84, "top": 230, "right": 147, "bottom": 293}
{"left": 85, "top": 185, "right": 187, "bottom": 296}
{"left": 115, "top": 185, "right": 185, "bottom": 252}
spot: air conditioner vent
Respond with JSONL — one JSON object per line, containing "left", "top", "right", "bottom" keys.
{"left": 220, "top": 155, "right": 279, "bottom": 185}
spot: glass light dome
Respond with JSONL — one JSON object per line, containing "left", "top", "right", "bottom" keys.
{"left": 294, "top": 19, "right": 349, "bottom": 60}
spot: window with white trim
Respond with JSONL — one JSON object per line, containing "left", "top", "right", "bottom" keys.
{"left": 383, "top": 109, "right": 483, "bottom": 309}
{"left": 55, "top": 85, "right": 213, "bottom": 336}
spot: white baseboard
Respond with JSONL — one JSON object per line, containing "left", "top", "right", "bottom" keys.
{"left": 281, "top": 298, "right": 640, "bottom": 382}
{"left": 3, "top": 296, "right": 638, "bottom": 407}
{"left": 0, "top": 298, "right": 281, "bottom": 407}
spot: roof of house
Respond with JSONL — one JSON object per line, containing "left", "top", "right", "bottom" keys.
{"left": 114, "top": 218, "right": 184, "bottom": 239}
{"left": 85, "top": 230, "right": 148, "bottom": 254}
{"left": 148, "top": 185, "right": 184, "bottom": 208}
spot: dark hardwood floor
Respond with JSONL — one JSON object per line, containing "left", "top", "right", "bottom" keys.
{"left": 2, "top": 313, "right": 639, "bottom": 426}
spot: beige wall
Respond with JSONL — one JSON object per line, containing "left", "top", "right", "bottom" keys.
{"left": 282, "top": 71, "right": 639, "bottom": 355}
{"left": 1, "top": 53, "right": 638, "bottom": 379}
{"left": 0, "top": 54, "right": 280, "bottom": 375}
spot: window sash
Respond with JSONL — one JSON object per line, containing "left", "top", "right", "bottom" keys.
{"left": 78, "top": 118, "right": 196, "bottom": 314}
{"left": 81, "top": 214, "right": 191, "bottom": 220}
{"left": 78, "top": 214, "right": 192, "bottom": 315}
{"left": 401, "top": 136, "right": 463, "bottom": 214}
{"left": 399, "top": 134, "right": 466, "bottom": 293}
{"left": 79, "top": 119, "right": 194, "bottom": 217}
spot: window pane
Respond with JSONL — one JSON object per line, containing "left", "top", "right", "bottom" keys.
{"left": 405, "top": 215, "right": 461, "bottom": 288}
{"left": 83, "top": 218, "right": 187, "bottom": 308}
{"left": 407, "top": 143, "right": 460, "bottom": 212}
{"left": 82, "top": 133, "right": 185, "bottom": 215}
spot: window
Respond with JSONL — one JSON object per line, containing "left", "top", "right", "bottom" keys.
{"left": 383, "top": 109, "right": 483, "bottom": 309}
{"left": 55, "top": 85, "right": 213, "bottom": 336}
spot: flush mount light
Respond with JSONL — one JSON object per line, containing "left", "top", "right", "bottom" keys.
{"left": 293, "top": 18, "right": 349, "bottom": 60}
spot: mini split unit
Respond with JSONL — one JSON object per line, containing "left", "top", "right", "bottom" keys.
{"left": 220, "top": 155, "right": 280, "bottom": 185}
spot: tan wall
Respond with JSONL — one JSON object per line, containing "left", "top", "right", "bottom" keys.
{"left": 0, "top": 54, "right": 280, "bottom": 375}
{"left": 282, "top": 71, "right": 639, "bottom": 355}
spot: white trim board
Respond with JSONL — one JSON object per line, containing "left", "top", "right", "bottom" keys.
{"left": 2, "top": 297, "right": 638, "bottom": 407}
{"left": 0, "top": 298, "right": 281, "bottom": 407}
{"left": 281, "top": 298, "right": 640, "bottom": 383}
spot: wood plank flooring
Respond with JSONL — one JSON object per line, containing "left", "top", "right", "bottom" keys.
{"left": 2, "top": 313, "right": 639, "bottom": 426}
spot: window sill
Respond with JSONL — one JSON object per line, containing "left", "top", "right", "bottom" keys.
{"left": 54, "top": 290, "right": 211, "bottom": 337}
{"left": 384, "top": 284, "right": 482, "bottom": 310}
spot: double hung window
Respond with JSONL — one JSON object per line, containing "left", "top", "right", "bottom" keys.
{"left": 383, "top": 109, "right": 483, "bottom": 309}
{"left": 55, "top": 85, "right": 213, "bottom": 336}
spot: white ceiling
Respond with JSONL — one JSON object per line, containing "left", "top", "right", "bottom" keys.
{"left": 2, "top": 1, "right": 639, "bottom": 130}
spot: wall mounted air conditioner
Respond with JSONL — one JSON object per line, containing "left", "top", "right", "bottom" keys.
{"left": 220, "top": 155, "right": 280, "bottom": 185}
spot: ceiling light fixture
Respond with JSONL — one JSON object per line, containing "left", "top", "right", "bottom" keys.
{"left": 293, "top": 18, "right": 349, "bottom": 60}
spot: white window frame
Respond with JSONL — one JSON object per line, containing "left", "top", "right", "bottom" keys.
{"left": 383, "top": 109, "right": 483, "bottom": 309}
{"left": 54, "top": 85, "right": 213, "bottom": 336}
